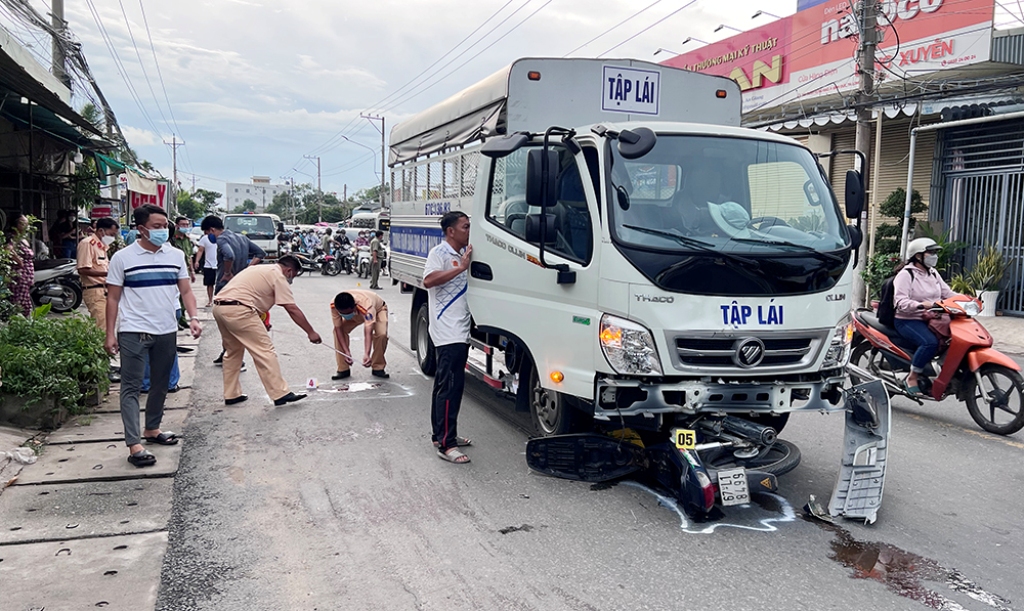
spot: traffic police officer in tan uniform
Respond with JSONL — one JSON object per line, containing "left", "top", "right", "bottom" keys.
{"left": 77, "top": 217, "right": 119, "bottom": 328}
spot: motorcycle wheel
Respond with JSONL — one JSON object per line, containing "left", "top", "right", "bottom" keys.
{"left": 849, "top": 343, "right": 899, "bottom": 397}
{"left": 325, "top": 261, "right": 341, "bottom": 276}
{"left": 46, "top": 282, "right": 83, "bottom": 313}
{"left": 964, "top": 364, "right": 1024, "bottom": 435}
{"left": 700, "top": 439, "right": 801, "bottom": 477}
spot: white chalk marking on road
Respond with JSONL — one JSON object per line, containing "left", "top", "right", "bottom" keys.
{"left": 623, "top": 482, "right": 796, "bottom": 534}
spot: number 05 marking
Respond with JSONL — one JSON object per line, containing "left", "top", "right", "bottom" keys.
{"left": 675, "top": 429, "right": 696, "bottom": 450}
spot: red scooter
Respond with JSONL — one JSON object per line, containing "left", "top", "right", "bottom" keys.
{"left": 850, "top": 297, "right": 1024, "bottom": 435}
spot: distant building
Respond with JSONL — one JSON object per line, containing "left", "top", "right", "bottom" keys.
{"left": 224, "top": 176, "right": 289, "bottom": 211}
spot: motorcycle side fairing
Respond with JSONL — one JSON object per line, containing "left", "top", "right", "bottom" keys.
{"left": 828, "top": 378, "right": 891, "bottom": 525}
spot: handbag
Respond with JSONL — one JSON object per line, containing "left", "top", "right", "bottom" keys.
{"left": 927, "top": 313, "right": 952, "bottom": 340}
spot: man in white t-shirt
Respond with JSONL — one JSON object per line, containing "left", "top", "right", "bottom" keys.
{"left": 106, "top": 205, "right": 203, "bottom": 468}
{"left": 194, "top": 228, "right": 218, "bottom": 307}
{"left": 423, "top": 211, "right": 473, "bottom": 464}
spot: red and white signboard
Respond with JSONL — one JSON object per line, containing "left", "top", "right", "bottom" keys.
{"left": 90, "top": 205, "right": 112, "bottom": 219}
{"left": 661, "top": 0, "right": 995, "bottom": 114}
{"left": 128, "top": 180, "right": 168, "bottom": 210}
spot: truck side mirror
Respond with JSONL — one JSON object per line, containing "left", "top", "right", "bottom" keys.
{"left": 526, "top": 149, "right": 559, "bottom": 208}
{"left": 848, "top": 224, "right": 863, "bottom": 268}
{"left": 617, "top": 127, "right": 657, "bottom": 160}
{"left": 845, "top": 170, "right": 864, "bottom": 219}
{"left": 481, "top": 132, "right": 530, "bottom": 158}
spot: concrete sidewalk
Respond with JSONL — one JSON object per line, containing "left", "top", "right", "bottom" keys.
{"left": 975, "top": 314, "right": 1024, "bottom": 355}
{"left": 0, "top": 312, "right": 210, "bottom": 611}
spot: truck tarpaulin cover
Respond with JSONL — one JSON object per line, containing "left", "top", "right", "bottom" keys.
{"left": 388, "top": 66, "right": 509, "bottom": 165}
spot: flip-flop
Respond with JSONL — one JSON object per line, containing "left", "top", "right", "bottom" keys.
{"left": 143, "top": 432, "right": 179, "bottom": 445}
{"left": 904, "top": 382, "right": 920, "bottom": 394}
{"left": 437, "top": 448, "right": 471, "bottom": 464}
{"left": 433, "top": 437, "right": 472, "bottom": 448}
{"left": 127, "top": 450, "right": 157, "bottom": 467}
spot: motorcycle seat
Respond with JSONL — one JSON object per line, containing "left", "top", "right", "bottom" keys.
{"left": 856, "top": 309, "right": 917, "bottom": 351}
{"left": 35, "top": 258, "right": 76, "bottom": 271}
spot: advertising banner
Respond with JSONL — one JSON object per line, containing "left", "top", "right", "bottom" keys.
{"left": 129, "top": 181, "right": 168, "bottom": 210}
{"left": 661, "top": 0, "right": 995, "bottom": 115}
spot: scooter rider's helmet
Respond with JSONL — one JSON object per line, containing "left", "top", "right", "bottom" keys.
{"left": 906, "top": 237, "right": 940, "bottom": 262}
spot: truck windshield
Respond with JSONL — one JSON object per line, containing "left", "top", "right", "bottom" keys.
{"left": 609, "top": 135, "right": 848, "bottom": 254}
{"left": 607, "top": 135, "right": 852, "bottom": 296}
{"left": 225, "top": 215, "right": 275, "bottom": 240}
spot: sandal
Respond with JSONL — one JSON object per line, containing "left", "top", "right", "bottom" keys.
{"left": 433, "top": 436, "right": 472, "bottom": 448}
{"left": 143, "top": 432, "right": 179, "bottom": 445}
{"left": 437, "top": 447, "right": 471, "bottom": 464}
{"left": 127, "top": 450, "right": 157, "bottom": 467}
{"left": 904, "top": 381, "right": 921, "bottom": 395}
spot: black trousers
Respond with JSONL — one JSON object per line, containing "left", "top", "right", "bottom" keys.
{"left": 431, "top": 342, "right": 469, "bottom": 452}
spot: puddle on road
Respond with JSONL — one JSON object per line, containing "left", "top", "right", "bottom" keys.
{"left": 821, "top": 523, "right": 1013, "bottom": 611}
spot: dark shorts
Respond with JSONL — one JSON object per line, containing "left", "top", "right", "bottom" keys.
{"left": 202, "top": 267, "right": 217, "bottom": 286}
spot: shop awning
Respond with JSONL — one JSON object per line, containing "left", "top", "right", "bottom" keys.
{"left": 0, "top": 87, "right": 109, "bottom": 149}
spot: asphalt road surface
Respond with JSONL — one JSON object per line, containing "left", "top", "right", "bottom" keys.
{"left": 157, "top": 271, "right": 1024, "bottom": 611}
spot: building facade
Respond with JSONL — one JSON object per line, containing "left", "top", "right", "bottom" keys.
{"left": 224, "top": 176, "right": 290, "bottom": 212}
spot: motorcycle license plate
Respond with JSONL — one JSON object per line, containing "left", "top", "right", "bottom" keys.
{"left": 717, "top": 468, "right": 750, "bottom": 506}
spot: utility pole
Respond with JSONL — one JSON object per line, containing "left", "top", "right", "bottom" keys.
{"left": 361, "top": 114, "right": 387, "bottom": 209}
{"left": 106, "top": 118, "right": 120, "bottom": 220}
{"left": 304, "top": 155, "right": 322, "bottom": 222}
{"left": 165, "top": 134, "right": 184, "bottom": 215}
{"left": 851, "top": 0, "right": 877, "bottom": 308}
{"left": 51, "top": 0, "right": 70, "bottom": 88}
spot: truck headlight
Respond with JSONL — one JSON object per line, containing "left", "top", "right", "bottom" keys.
{"left": 600, "top": 314, "right": 663, "bottom": 375}
{"left": 822, "top": 312, "right": 854, "bottom": 369}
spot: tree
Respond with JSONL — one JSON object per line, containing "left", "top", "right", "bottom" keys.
{"left": 176, "top": 191, "right": 205, "bottom": 220}
{"left": 71, "top": 156, "right": 101, "bottom": 210}
{"left": 233, "top": 199, "right": 257, "bottom": 213}
{"left": 79, "top": 103, "right": 104, "bottom": 131}
{"left": 874, "top": 188, "right": 926, "bottom": 255}
{"left": 193, "top": 189, "right": 222, "bottom": 215}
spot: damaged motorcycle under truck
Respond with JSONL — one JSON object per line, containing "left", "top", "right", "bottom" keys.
{"left": 388, "top": 58, "right": 891, "bottom": 523}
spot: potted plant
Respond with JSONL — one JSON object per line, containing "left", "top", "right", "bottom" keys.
{"left": 962, "top": 245, "right": 1007, "bottom": 317}
{"left": 0, "top": 305, "right": 109, "bottom": 429}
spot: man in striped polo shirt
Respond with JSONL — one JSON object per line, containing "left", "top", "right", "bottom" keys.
{"left": 106, "top": 205, "right": 203, "bottom": 468}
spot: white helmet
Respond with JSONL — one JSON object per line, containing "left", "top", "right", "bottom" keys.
{"left": 906, "top": 237, "right": 939, "bottom": 260}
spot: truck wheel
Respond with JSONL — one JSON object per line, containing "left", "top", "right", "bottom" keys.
{"left": 528, "top": 361, "right": 577, "bottom": 436}
{"left": 415, "top": 303, "right": 437, "bottom": 376}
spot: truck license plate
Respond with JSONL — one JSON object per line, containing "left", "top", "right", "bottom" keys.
{"left": 717, "top": 468, "right": 750, "bottom": 507}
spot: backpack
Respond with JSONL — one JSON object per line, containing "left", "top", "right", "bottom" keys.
{"left": 877, "top": 268, "right": 912, "bottom": 327}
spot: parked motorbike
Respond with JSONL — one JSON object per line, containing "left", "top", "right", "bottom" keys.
{"left": 31, "top": 258, "right": 82, "bottom": 313}
{"left": 320, "top": 252, "right": 342, "bottom": 276}
{"left": 290, "top": 250, "right": 322, "bottom": 276}
{"left": 355, "top": 245, "right": 371, "bottom": 278}
{"left": 338, "top": 245, "right": 356, "bottom": 275}
{"left": 849, "top": 297, "right": 1024, "bottom": 435}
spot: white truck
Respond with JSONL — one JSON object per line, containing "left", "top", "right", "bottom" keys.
{"left": 389, "top": 58, "right": 890, "bottom": 521}
{"left": 223, "top": 213, "right": 283, "bottom": 260}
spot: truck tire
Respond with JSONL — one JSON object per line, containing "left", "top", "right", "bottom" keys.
{"left": 415, "top": 303, "right": 437, "bottom": 376}
{"left": 527, "top": 360, "right": 579, "bottom": 436}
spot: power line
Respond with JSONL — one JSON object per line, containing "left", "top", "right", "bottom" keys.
{"left": 116, "top": 0, "right": 171, "bottom": 130}
{"left": 83, "top": 0, "right": 165, "bottom": 143}
{"left": 598, "top": 0, "right": 698, "bottom": 57}
{"left": 563, "top": 0, "right": 667, "bottom": 57}
{"left": 137, "top": 0, "right": 192, "bottom": 173}
{"left": 305, "top": 0, "right": 520, "bottom": 158}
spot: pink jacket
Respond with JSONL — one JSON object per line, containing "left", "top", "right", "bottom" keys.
{"left": 893, "top": 266, "right": 956, "bottom": 320}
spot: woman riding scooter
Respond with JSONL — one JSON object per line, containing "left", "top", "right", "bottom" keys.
{"left": 894, "top": 237, "right": 958, "bottom": 393}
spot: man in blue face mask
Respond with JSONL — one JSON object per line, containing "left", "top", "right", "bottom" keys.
{"left": 105, "top": 204, "right": 203, "bottom": 468}
{"left": 330, "top": 289, "right": 389, "bottom": 380}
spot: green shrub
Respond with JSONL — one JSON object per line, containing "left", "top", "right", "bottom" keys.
{"left": 0, "top": 305, "right": 109, "bottom": 412}
{"left": 874, "top": 188, "right": 925, "bottom": 255}
{"left": 861, "top": 252, "right": 903, "bottom": 300}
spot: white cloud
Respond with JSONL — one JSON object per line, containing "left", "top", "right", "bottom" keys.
{"left": 121, "top": 125, "right": 160, "bottom": 147}
{"left": 36, "top": 0, "right": 800, "bottom": 191}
